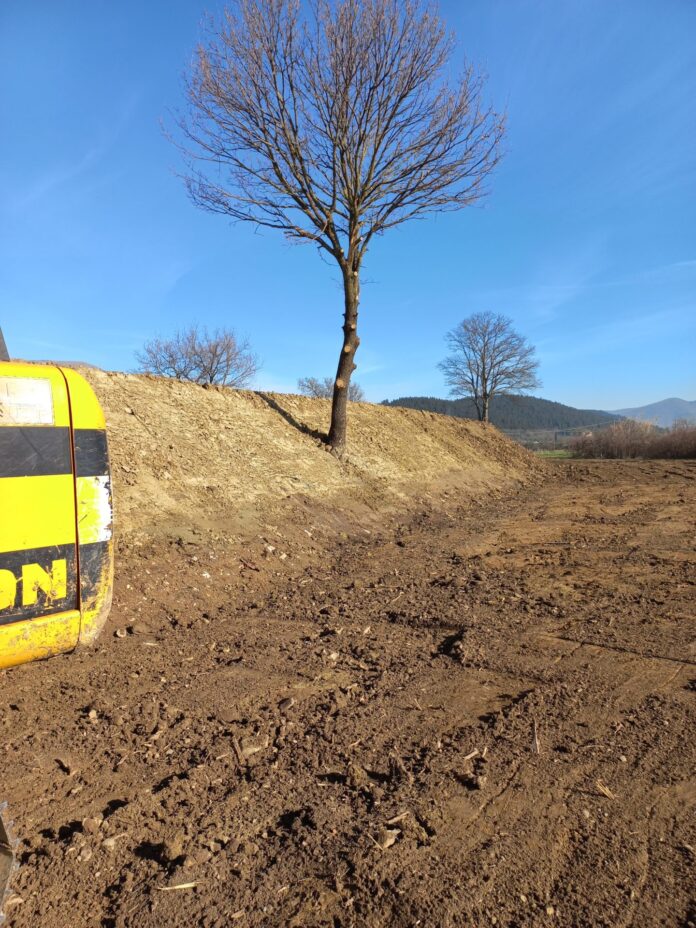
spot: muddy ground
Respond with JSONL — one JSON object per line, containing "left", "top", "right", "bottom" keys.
{"left": 2, "top": 460, "right": 695, "bottom": 927}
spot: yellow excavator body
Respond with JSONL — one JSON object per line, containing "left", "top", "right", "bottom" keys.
{"left": 0, "top": 361, "right": 114, "bottom": 670}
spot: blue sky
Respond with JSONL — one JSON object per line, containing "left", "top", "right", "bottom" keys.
{"left": 1, "top": 0, "right": 694, "bottom": 408}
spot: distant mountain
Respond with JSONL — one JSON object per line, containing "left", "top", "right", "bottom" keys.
{"left": 612, "top": 398, "right": 696, "bottom": 428}
{"left": 382, "top": 395, "right": 621, "bottom": 430}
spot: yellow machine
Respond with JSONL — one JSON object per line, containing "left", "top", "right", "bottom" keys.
{"left": 0, "top": 361, "right": 114, "bottom": 669}
{"left": 0, "top": 359, "right": 114, "bottom": 912}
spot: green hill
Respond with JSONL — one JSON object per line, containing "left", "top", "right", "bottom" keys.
{"left": 381, "top": 395, "right": 621, "bottom": 430}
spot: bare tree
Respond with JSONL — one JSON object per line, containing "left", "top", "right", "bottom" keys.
{"left": 298, "top": 376, "right": 365, "bottom": 402}
{"left": 136, "top": 329, "right": 199, "bottom": 381}
{"left": 136, "top": 326, "right": 260, "bottom": 387}
{"left": 192, "top": 328, "right": 260, "bottom": 386}
{"left": 176, "top": 0, "right": 504, "bottom": 451}
{"left": 439, "top": 312, "right": 540, "bottom": 423}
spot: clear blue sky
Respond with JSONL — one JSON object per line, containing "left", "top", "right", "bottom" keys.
{"left": 1, "top": 0, "right": 694, "bottom": 408}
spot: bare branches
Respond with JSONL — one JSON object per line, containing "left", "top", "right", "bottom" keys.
{"left": 175, "top": 0, "right": 505, "bottom": 449}
{"left": 136, "top": 329, "right": 199, "bottom": 382}
{"left": 570, "top": 419, "right": 696, "bottom": 460}
{"left": 137, "top": 326, "right": 260, "bottom": 388}
{"left": 298, "top": 375, "right": 365, "bottom": 401}
{"left": 177, "top": 0, "right": 504, "bottom": 265}
{"left": 192, "top": 328, "right": 260, "bottom": 387}
{"left": 439, "top": 312, "right": 541, "bottom": 422}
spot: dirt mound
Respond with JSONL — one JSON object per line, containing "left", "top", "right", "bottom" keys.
{"left": 84, "top": 371, "right": 541, "bottom": 540}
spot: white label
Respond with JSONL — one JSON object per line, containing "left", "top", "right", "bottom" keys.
{"left": 76, "top": 475, "right": 113, "bottom": 544}
{"left": 0, "top": 377, "right": 54, "bottom": 425}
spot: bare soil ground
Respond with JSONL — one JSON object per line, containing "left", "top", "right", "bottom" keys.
{"left": 2, "top": 457, "right": 694, "bottom": 928}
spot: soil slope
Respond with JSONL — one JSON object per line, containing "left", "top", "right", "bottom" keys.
{"left": 84, "top": 371, "right": 540, "bottom": 540}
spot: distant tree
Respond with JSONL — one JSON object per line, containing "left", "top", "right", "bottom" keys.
{"left": 191, "top": 328, "right": 260, "bottom": 386}
{"left": 136, "top": 326, "right": 259, "bottom": 387}
{"left": 136, "top": 329, "right": 198, "bottom": 382}
{"left": 298, "top": 376, "right": 365, "bottom": 402}
{"left": 176, "top": 0, "right": 504, "bottom": 451}
{"left": 439, "top": 312, "right": 540, "bottom": 423}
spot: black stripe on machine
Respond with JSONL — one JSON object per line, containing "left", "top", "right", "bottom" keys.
{"left": 73, "top": 429, "right": 110, "bottom": 478}
{"left": 0, "top": 543, "right": 78, "bottom": 626}
{"left": 0, "top": 427, "right": 72, "bottom": 478}
{"left": 79, "top": 540, "right": 111, "bottom": 608}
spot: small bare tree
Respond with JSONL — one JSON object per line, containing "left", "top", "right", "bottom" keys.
{"left": 439, "top": 312, "right": 540, "bottom": 423}
{"left": 192, "top": 328, "right": 260, "bottom": 386}
{"left": 136, "top": 329, "right": 199, "bottom": 381}
{"left": 177, "top": 0, "right": 504, "bottom": 451}
{"left": 137, "top": 326, "right": 259, "bottom": 387}
{"left": 298, "top": 376, "right": 365, "bottom": 402}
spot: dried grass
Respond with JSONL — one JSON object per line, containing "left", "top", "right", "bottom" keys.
{"left": 570, "top": 420, "right": 696, "bottom": 460}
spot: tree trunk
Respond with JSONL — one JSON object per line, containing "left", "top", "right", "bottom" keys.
{"left": 328, "top": 263, "right": 360, "bottom": 451}
{"left": 482, "top": 395, "right": 490, "bottom": 423}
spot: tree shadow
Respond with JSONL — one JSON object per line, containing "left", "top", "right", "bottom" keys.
{"left": 256, "top": 392, "right": 327, "bottom": 444}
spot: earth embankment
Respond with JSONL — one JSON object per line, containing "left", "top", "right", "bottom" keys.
{"left": 84, "top": 370, "right": 541, "bottom": 541}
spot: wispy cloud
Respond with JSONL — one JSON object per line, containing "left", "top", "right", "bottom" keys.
{"left": 466, "top": 242, "right": 608, "bottom": 323}
{"left": 6, "top": 91, "right": 140, "bottom": 213}
{"left": 11, "top": 147, "right": 104, "bottom": 210}
{"left": 466, "top": 254, "right": 696, "bottom": 330}
{"left": 356, "top": 362, "right": 385, "bottom": 376}
{"left": 660, "top": 259, "right": 696, "bottom": 273}
{"left": 538, "top": 303, "right": 696, "bottom": 365}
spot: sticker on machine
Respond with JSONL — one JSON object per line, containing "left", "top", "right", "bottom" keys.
{"left": 0, "top": 377, "right": 54, "bottom": 425}
{"left": 76, "top": 475, "right": 113, "bottom": 544}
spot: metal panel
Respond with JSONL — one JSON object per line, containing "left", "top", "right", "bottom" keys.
{"left": 0, "top": 363, "right": 80, "bottom": 664}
